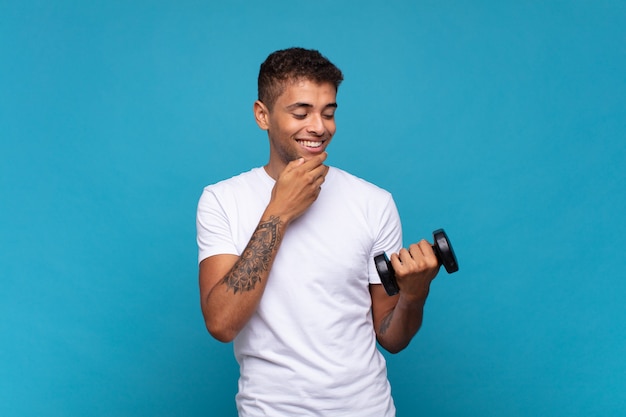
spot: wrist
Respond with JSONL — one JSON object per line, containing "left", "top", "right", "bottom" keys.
{"left": 398, "top": 290, "right": 428, "bottom": 308}
{"left": 262, "top": 204, "right": 292, "bottom": 227}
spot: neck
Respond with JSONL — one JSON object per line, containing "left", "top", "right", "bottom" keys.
{"left": 263, "top": 163, "right": 282, "bottom": 181}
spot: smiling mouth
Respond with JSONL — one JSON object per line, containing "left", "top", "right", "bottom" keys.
{"left": 297, "top": 139, "right": 324, "bottom": 148}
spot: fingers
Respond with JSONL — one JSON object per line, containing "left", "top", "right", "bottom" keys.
{"left": 285, "top": 152, "right": 328, "bottom": 186}
{"left": 301, "top": 153, "right": 329, "bottom": 183}
{"left": 410, "top": 240, "right": 438, "bottom": 267}
{"left": 389, "top": 239, "right": 440, "bottom": 300}
{"left": 391, "top": 239, "right": 440, "bottom": 273}
{"left": 303, "top": 151, "right": 327, "bottom": 165}
{"left": 286, "top": 152, "right": 327, "bottom": 171}
{"left": 269, "top": 153, "right": 329, "bottom": 223}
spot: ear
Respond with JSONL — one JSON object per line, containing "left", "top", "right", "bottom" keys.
{"left": 253, "top": 100, "right": 270, "bottom": 130}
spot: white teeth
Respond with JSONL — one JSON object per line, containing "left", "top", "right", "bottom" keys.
{"left": 299, "top": 140, "right": 323, "bottom": 148}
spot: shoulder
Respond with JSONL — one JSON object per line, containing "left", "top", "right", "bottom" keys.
{"left": 203, "top": 167, "right": 267, "bottom": 194}
{"left": 327, "top": 166, "right": 392, "bottom": 199}
{"left": 201, "top": 167, "right": 272, "bottom": 200}
{"left": 198, "top": 167, "right": 272, "bottom": 212}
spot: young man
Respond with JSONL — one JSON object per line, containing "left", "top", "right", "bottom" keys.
{"left": 197, "top": 47, "right": 440, "bottom": 416}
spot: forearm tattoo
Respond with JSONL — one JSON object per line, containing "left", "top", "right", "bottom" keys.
{"left": 379, "top": 310, "right": 394, "bottom": 335}
{"left": 221, "top": 216, "right": 283, "bottom": 294}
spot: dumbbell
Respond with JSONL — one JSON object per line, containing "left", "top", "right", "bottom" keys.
{"left": 374, "top": 228, "right": 459, "bottom": 296}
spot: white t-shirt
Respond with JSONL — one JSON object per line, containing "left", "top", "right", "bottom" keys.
{"left": 197, "top": 166, "right": 403, "bottom": 416}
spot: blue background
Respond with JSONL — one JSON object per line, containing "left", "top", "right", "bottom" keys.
{"left": 2, "top": 1, "right": 625, "bottom": 416}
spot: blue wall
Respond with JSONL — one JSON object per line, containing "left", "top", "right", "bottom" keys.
{"left": 2, "top": 1, "right": 625, "bottom": 416}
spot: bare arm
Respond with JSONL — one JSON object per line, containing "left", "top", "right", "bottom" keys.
{"left": 199, "top": 154, "right": 329, "bottom": 342}
{"left": 199, "top": 214, "right": 285, "bottom": 342}
{"left": 370, "top": 240, "right": 440, "bottom": 353}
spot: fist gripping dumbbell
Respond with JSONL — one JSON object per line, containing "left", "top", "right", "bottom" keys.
{"left": 374, "top": 229, "right": 459, "bottom": 296}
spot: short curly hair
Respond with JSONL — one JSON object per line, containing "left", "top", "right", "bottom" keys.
{"left": 258, "top": 47, "right": 344, "bottom": 109}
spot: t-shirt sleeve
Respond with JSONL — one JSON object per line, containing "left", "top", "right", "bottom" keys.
{"left": 368, "top": 194, "right": 403, "bottom": 284}
{"left": 196, "top": 187, "right": 239, "bottom": 264}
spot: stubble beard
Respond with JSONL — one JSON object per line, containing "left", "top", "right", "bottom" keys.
{"left": 272, "top": 137, "right": 302, "bottom": 165}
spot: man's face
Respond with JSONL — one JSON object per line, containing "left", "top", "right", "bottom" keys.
{"left": 255, "top": 79, "right": 337, "bottom": 178}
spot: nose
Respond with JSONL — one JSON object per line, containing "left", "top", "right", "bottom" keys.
{"left": 306, "top": 113, "right": 325, "bottom": 136}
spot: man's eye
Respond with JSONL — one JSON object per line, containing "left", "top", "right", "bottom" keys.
{"left": 323, "top": 113, "right": 335, "bottom": 119}
{"left": 293, "top": 114, "right": 307, "bottom": 119}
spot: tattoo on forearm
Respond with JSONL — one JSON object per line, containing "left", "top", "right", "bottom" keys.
{"left": 380, "top": 311, "right": 394, "bottom": 335}
{"left": 221, "top": 216, "right": 282, "bottom": 294}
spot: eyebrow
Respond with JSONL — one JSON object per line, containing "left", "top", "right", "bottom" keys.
{"left": 285, "top": 102, "right": 338, "bottom": 111}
